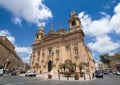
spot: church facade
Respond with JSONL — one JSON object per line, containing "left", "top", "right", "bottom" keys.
{"left": 30, "top": 11, "right": 95, "bottom": 74}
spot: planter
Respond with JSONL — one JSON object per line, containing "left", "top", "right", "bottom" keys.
{"left": 48, "top": 74, "right": 52, "bottom": 79}
{"left": 74, "top": 74, "right": 79, "bottom": 80}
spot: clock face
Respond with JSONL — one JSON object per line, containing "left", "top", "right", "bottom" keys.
{"left": 72, "top": 21, "right": 76, "bottom": 26}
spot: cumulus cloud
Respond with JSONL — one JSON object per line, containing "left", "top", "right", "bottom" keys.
{"left": 21, "top": 55, "right": 31, "bottom": 64}
{"left": 87, "top": 35, "right": 120, "bottom": 53}
{"left": 78, "top": 12, "right": 111, "bottom": 36}
{"left": 78, "top": 3, "right": 120, "bottom": 54}
{"left": 12, "top": 17, "right": 22, "bottom": 26}
{"left": 0, "top": 29, "right": 32, "bottom": 63}
{"left": 0, "top": 0, "right": 52, "bottom": 26}
{"left": 0, "top": 30, "right": 15, "bottom": 44}
{"left": 110, "top": 3, "right": 120, "bottom": 34}
{"left": 15, "top": 46, "right": 32, "bottom": 54}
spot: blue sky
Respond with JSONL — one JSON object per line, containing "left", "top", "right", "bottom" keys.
{"left": 0, "top": 0, "right": 120, "bottom": 63}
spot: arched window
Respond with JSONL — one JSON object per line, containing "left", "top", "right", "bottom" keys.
{"left": 37, "top": 51, "right": 40, "bottom": 61}
{"left": 36, "top": 35, "right": 39, "bottom": 39}
{"left": 48, "top": 47, "right": 53, "bottom": 56}
{"left": 42, "top": 52, "right": 45, "bottom": 58}
{"left": 74, "top": 48, "right": 78, "bottom": 56}
{"left": 56, "top": 50, "right": 59, "bottom": 58}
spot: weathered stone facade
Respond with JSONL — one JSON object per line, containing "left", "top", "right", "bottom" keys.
{"left": 30, "top": 11, "right": 95, "bottom": 74}
{"left": 110, "top": 52, "right": 120, "bottom": 71}
{"left": 0, "top": 36, "right": 23, "bottom": 73}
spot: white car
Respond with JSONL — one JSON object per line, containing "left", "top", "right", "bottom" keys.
{"left": 116, "top": 71, "right": 120, "bottom": 76}
{"left": 0, "top": 69, "right": 4, "bottom": 76}
{"left": 25, "top": 71, "right": 36, "bottom": 77}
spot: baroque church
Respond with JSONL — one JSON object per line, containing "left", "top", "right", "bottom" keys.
{"left": 30, "top": 10, "right": 95, "bottom": 74}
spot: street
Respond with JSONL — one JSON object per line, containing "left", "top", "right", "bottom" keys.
{"left": 0, "top": 74, "right": 120, "bottom": 85}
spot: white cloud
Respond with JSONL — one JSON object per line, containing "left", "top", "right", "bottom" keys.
{"left": 78, "top": 3, "right": 120, "bottom": 54}
{"left": 13, "top": 17, "right": 22, "bottom": 26}
{"left": 79, "top": 12, "right": 111, "bottom": 36}
{"left": 0, "top": 0, "right": 52, "bottom": 26}
{"left": 87, "top": 35, "right": 120, "bottom": 53}
{"left": 78, "top": 12, "right": 92, "bottom": 35}
{"left": 15, "top": 45, "right": 32, "bottom": 64}
{"left": 110, "top": 3, "right": 120, "bottom": 34}
{"left": 0, "top": 30, "right": 32, "bottom": 63}
{"left": 0, "top": 30, "right": 15, "bottom": 44}
{"left": 15, "top": 46, "right": 32, "bottom": 54}
{"left": 21, "top": 55, "right": 31, "bottom": 64}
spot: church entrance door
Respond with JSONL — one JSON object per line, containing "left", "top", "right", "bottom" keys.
{"left": 48, "top": 61, "right": 52, "bottom": 72}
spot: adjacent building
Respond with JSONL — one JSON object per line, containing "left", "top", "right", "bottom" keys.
{"left": 0, "top": 36, "right": 23, "bottom": 73}
{"left": 110, "top": 52, "right": 120, "bottom": 71}
{"left": 30, "top": 10, "right": 95, "bottom": 74}
{"left": 95, "top": 62, "right": 109, "bottom": 71}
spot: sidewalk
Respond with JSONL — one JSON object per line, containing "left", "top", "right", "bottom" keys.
{"left": 36, "top": 73, "right": 95, "bottom": 81}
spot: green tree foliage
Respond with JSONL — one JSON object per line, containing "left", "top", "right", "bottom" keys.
{"left": 100, "top": 54, "right": 110, "bottom": 64}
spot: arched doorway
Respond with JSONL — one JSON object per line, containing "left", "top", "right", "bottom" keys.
{"left": 48, "top": 61, "right": 52, "bottom": 72}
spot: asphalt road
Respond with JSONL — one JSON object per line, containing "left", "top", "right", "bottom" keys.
{"left": 0, "top": 74, "right": 120, "bottom": 85}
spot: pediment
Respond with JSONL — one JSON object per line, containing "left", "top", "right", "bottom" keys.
{"left": 43, "top": 32, "right": 61, "bottom": 41}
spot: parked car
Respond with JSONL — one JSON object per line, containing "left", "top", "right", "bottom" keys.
{"left": 20, "top": 71, "right": 26, "bottom": 74}
{"left": 95, "top": 70, "right": 103, "bottom": 78}
{"left": 11, "top": 70, "right": 17, "bottom": 75}
{"left": 116, "top": 71, "right": 120, "bottom": 76}
{"left": 103, "top": 70, "right": 109, "bottom": 74}
{"left": 25, "top": 71, "right": 36, "bottom": 77}
{"left": 112, "top": 70, "right": 117, "bottom": 75}
{"left": 0, "top": 69, "right": 4, "bottom": 76}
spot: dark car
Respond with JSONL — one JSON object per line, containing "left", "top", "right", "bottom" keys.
{"left": 103, "top": 70, "right": 109, "bottom": 74}
{"left": 11, "top": 70, "right": 17, "bottom": 75}
{"left": 95, "top": 70, "right": 103, "bottom": 78}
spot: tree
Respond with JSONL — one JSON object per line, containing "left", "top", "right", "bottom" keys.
{"left": 100, "top": 54, "right": 110, "bottom": 67}
{"left": 100, "top": 54, "right": 110, "bottom": 64}
{"left": 78, "top": 63, "right": 84, "bottom": 77}
{"left": 59, "top": 63, "right": 66, "bottom": 73}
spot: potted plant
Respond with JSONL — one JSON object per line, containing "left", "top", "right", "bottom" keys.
{"left": 48, "top": 74, "right": 52, "bottom": 79}
{"left": 74, "top": 73, "right": 79, "bottom": 80}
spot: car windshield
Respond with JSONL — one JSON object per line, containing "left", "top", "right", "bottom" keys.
{"left": 95, "top": 71, "right": 101, "bottom": 74}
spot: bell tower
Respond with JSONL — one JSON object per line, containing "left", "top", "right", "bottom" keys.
{"left": 68, "top": 10, "right": 81, "bottom": 32}
{"left": 35, "top": 25, "right": 44, "bottom": 42}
